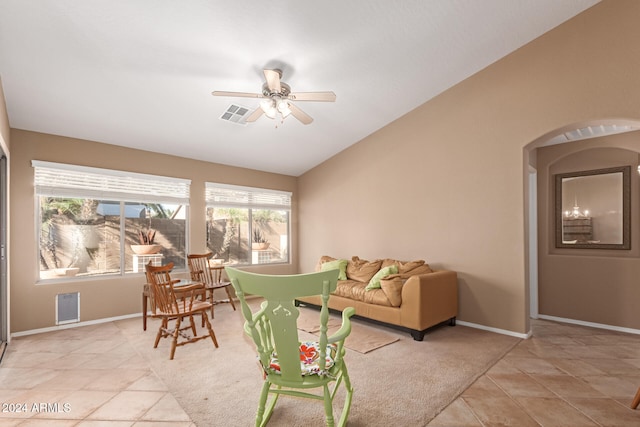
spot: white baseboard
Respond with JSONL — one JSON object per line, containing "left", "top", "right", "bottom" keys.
{"left": 456, "top": 320, "right": 532, "bottom": 339}
{"left": 537, "top": 314, "right": 640, "bottom": 335}
{"left": 10, "top": 313, "right": 141, "bottom": 338}
{"left": 16, "top": 313, "right": 636, "bottom": 340}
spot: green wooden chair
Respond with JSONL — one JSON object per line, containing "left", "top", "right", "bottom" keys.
{"left": 225, "top": 267, "right": 355, "bottom": 427}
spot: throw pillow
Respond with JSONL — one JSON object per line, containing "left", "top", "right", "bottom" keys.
{"left": 366, "top": 264, "right": 398, "bottom": 291}
{"left": 346, "top": 256, "right": 383, "bottom": 282}
{"left": 316, "top": 255, "right": 337, "bottom": 272}
{"left": 398, "top": 260, "right": 432, "bottom": 275}
{"left": 380, "top": 258, "right": 400, "bottom": 269}
{"left": 380, "top": 277, "right": 404, "bottom": 307}
{"left": 320, "top": 258, "right": 348, "bottom": 280}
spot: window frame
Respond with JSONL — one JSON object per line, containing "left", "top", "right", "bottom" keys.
{"left": 33, "top": 161, "right": 191, "bottom": 281}
{"left": 205, "top": 182, "right": 292, "bottom": 266}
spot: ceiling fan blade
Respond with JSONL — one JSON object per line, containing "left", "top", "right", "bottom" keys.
{"left": 288, "top": 103, "right": 314, "bottom": 125}
{"left": 212, "top": 91, "right": 264, "bottom": 98}
{"left": 288, "top": 91, "right": 336, "bottom": 102}
{"left": 263, "top": 69, "right": 282, "bottom": 93}
{"left": 245, "top": 108, "right": 264, "bottom": 123}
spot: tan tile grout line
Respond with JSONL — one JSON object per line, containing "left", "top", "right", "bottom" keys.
{"left": 481, "top": 328, "right": 640, "bottom": 427}
{"left": 481, "top": 374, "right": 542, "bottom": 426}
{"left": 459, "top": 397, "right": 487, "bottom": 427}
{"left": 450, "top": 320, "right": 640, "bottom": 427}
{"left": 0, "top": 321, "right": 193, "bottom": 425}
{"left": 113, "top": 318, "right": 196, "bottom": 426}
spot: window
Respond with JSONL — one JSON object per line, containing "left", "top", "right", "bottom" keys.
{"left": 205, "top": 183, "right": 291, "bottom": 265}
{"left": 33, "top": 161, "right": 190, "bottom": 280}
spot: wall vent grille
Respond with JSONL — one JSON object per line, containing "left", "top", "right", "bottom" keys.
{"left": 56, "top": 292, "right": 80, "bottom": 325}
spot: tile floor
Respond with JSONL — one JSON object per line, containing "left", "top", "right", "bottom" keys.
{"left": 0, "top": 318, "right": 639, "bottom": 426}
{"left": 429, "top": 319, "right": 640, "bottom": 426}
{"left": 0, "top": 320, "right": 195, "bottom": 426}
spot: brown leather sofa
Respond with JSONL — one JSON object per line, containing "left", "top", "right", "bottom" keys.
{"left": 296, "top": 256, "right": 458, "bottom": 341}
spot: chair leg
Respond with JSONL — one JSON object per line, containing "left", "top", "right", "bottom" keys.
{"left": 632, "top": 385, "right": 640, "bottom": 409}
{"left": 337, "top": 365, "right": 354, "bottom": 427}
{"left": 154, "top": 318, "right": 166, "bottom": 348}
{"left": 202, "top": 312, "right": 219, "bottom": 348}
{"left": 188, "top": 315, "right": 198, "bottom": 337}
{"left": 323, "top": 383, "right": 335, "bottom": 427}
{"left": 225, "top": 286, "right": 236, "bottom": 311}
{"left": 256, "top": 381, "right": 273, "bottom": 427}
{"left": 142, "top": 292, "right": 147, "bottom": 331}
{"left": 209, "top": 289, "right": 216, "bottom": 319}
{"left": 170, "top": 317, "right": 181, "bottom": 360}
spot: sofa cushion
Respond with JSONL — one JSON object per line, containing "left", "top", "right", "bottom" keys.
{"left": 320, "top": 258, "right": 348, "bottom": 280}
{"left": 333, "top": 280, "right": 366, "bottom": 300}
{"left": 363, "top": 287, "right": 393, "bottom": 306}
{"left": 346, "top": 256, "right": 382, "bottom": 282}
{"left": 379, "top": 277, "right": 404, "bottom": 307}
{"left": 333, "top": 280, "right": 392, "bottom": 307}
{"left": 366, "top": 265, "right": 398, "bottom": 291}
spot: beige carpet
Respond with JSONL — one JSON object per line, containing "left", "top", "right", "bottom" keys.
{"left": 118, "top": 305, "right": 520, "bottom": 426}
{"left": 296, "top": 306, "right": 399, "bottom": 353}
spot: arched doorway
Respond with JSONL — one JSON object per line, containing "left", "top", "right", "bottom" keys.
{"left": 524, "top": 119, "right": 640, "bottom": 328}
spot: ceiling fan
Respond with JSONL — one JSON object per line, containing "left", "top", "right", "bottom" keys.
{"left": 212, "top": 69, "right": 336, "bottom": 125}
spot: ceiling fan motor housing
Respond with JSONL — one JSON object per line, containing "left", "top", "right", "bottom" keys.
{"left": 262, "top": 82, "right": 291, "bottom": 98}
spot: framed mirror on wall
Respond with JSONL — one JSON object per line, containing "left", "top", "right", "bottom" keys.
{"left": 555, "top": 166, "right": 631, "bottom": 250}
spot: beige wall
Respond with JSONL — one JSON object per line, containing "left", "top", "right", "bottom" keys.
{"left": 10, "top": 129, "right": 297, "bottom": 332}
{"left": 298, "top": 0, "right": 640, "bottom": 334}
{"left": 537, "top": 134, "right": 640, "bottom": 329}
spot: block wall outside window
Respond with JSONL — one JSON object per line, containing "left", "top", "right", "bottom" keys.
{"left": 38, "top": 199, "right": 187, "bottom": 280}
{"left": 205, "top": 183, "right": 291, "bottom": 266}
{"left": 33, "top": 161, "right": 190, "bottom": 281}
{"left": 205, "top": 207, "right": 289, "bottom": 265}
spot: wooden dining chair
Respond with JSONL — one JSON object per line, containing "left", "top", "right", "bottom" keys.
{"left": 632, "top": 385, "right": 640, "bottom": 409}
{"left": 225, "top": 267, "right": 355, "bottom": 427}
{"left": 145, "top": 262, "right": 219, "bottom": 359}
{"left": 187, "top": 252, "right": 236, "bottom": 317}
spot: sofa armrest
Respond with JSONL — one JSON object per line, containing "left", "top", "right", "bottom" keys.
{"left": 399, "top": 270, "right": 458, "bottom": 330}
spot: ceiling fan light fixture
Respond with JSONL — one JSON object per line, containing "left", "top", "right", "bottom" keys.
{"left": 276, "top": 99, "right": 291, "bottom": 118}
{"left": 260, "top": 99, "right": 277, "bottom": 119}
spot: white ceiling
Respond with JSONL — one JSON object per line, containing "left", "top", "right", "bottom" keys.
{"left": 0, "top": 0, "right": 599, "bottom": 176}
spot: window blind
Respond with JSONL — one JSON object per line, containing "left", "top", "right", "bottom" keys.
{"left": 205, "top": 182, "right": 291, "bottom": 210}
{"left": 32, "top": 161, "right": 191, "bottom": 204}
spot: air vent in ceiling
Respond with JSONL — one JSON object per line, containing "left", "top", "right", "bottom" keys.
{"left": 220, "top": 104, "right": 252, "bottom": 125}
